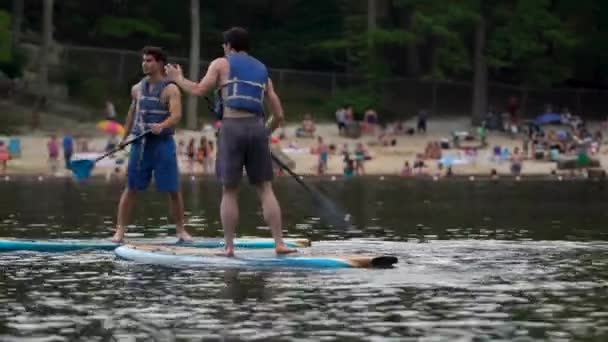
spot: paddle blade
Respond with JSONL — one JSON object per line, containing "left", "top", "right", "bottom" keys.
{"left": 69, "top": 159, "right": 96, "bottom": 181}
{"left": 310, "top": 188, "right": 352, "bottom": 229}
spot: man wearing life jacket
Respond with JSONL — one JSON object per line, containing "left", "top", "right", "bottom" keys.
{"left": 112, "top": 46, "right": 192, "bottom": 243}
{"left": 166, "top": 27, "right": 296, "bottom": 256}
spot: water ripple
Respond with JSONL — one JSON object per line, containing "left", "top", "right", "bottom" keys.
{"left": 0, "top": 240, "right": 606, "bottom": 341}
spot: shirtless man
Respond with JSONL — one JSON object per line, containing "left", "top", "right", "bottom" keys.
{"left": 112, "top": 46, "right": 192, "bottom": 243}
{"left": 165, "top": 27, "right": 296, "bottom": 256}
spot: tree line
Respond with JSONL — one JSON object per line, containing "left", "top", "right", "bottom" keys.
{"left": 1, "top": 0, "right": 607, "bottom": 127}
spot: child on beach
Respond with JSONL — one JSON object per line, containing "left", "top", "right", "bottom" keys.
{"left": 316, "top": 136, "right": 329, "bottom": 175}
{"left": 510, "top": 147, "right": 523, "bottom": 176}
{"left": 354, "top": 143, "right": 367, "bottom": 175}
{"left": 47, "top": 135, "right": 60, "bottom": 174}
{"left": 0, "top": 140, "right": 9, "bottom": 174}
{"left": 343, "top": 152, "right": 355, "bottom": 177}
{"left": 401, "top": 161, "right": 412, "bottom": 176}
{"left": 413, "top": 154, "right": 427, "bottom": 175}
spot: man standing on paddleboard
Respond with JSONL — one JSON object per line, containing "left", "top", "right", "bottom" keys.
{"left": 165, "top": 27, "right": 296, "bottom": 256}
{"left": 112, "top": 46, "right": 193, "bottom": 243}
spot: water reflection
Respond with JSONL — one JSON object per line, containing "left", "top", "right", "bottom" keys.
{"left": 0, "top": 178, "right": 607, "bottom": 340}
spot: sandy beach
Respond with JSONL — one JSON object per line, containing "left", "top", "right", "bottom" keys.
{"left": 1, "top": 117, "right": 606, "bottom": 178}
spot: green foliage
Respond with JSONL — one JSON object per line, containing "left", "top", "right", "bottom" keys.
{"left": 2, "top": 0, "right": 608, "bottom": 124}
{"left": 65, "top": 72, "right": 112, "bottom": 108}
{"left": 96, "top": 16, "right": 179, "bottom": 41}
{"left": 0, "top": 47, "right": 26, "bottom": 79}
{"left": 486, "top": 0, "right": 579, "bottom": 86}
{"left": 323, "top": 88, "right": 380, "bottom": 118}
{"left": 399, "top": 0, "right": 478, "bottom": 79}
{"left": 0, "top": 10, "right": 11, "bottom": 62}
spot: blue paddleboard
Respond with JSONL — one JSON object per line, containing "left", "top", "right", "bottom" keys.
{"left": 0, "top": 238, "right": 311, "bottom": 252}
{"left": 115, "top": 244, "right": 398, "bottom": 269}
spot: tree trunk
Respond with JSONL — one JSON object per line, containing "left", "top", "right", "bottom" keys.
{"left": 367, "top": 0, "right": 376, "bottom": 81}
{"left": 186, "top": 0, "right": 200, "bottom": 130}
{"left": 367, "top": 0, "right": 376, "bottom": 49}
{"left": 471, "top": 15, "right": 487, "bottom": 126}
{"left": 40, "top": 0, "right": 53, "bottom": 98}
{"left": 11, "top": 0, "right": 23, "bottom": 49}
{"left": 428, "top": 35, "right": 440, "bottom": 78}
{"left": 403, "top": 8, "right": 420, "bottom": 77}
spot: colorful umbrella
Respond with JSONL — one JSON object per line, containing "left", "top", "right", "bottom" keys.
{"left": 97, "top": 120, "right": 125, "bottom": 135}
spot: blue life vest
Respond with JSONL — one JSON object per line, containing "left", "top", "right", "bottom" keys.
{"left": 134, "top": 78, "right": 175, "bottom": 136}
{"left": 215, "top": 54, "right": 268, "bottom": 119}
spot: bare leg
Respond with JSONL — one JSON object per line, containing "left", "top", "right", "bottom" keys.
{"left": 113, "top": 188, "right": 137, "bottom": 242}
{"left": 255, "top": 181, "right": 297, "bottom": 255}
{"left": 219, "top": 185, "right": 239, "bottom": 257}
{"left": 168, "top": 191, "right": 192, "bottom": 242}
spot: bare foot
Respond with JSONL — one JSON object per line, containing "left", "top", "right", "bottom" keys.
{"left": 111, "top": 229, "right": 125, "bottom": 243}
{"left": 276, "top": 245, "right": 298, "bottom": 255}
{"left": 176, "top": 229, "right": 193, "bottom": 243}
{"left": 215, "top": 248, "right": 235, "bottom": 257}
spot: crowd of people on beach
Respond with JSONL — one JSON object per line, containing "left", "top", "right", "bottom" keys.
{"left": 0, "top": 97, "right": 605, "bottom": 180}
{"left": 281, "top": 99, "right": 606, "bottom": 179}
{"left": 178, "top": 136, "right": 216, "bottom": 174}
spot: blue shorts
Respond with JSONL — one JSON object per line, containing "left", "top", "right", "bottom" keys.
{"left": 127, "top": 136, "right": 179, "bottom": 192}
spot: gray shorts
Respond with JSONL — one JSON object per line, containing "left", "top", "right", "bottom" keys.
{"left": 216, "top": 117, "right": 274, "bottom": 186}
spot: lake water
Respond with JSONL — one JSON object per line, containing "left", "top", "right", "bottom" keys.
{"left": 0, "top": 177, "right": 607, "bottom": 341}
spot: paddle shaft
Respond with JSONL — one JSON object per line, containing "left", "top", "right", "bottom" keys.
{"left": 94, "top": 131, "right": 149, "bottom": 163}
{"left": 268, "top": 150, "right": 314, "bottom": 194}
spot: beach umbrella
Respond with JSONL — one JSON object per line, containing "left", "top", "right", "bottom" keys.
{"left": 534, "top": 113, "right": 562, "bottom": 126}
{"left": 97, "top": 120, "right": 125, "bottom": 135}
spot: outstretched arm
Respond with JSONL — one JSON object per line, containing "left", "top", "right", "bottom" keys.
{"left": 166, "top": 58, "right": 225, "bottom": 96}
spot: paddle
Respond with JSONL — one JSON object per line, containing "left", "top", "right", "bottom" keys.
{"left": 69, "top": 131, "right": 149, "bottom": 181}
{"left": 204, "top": 96, "right": 352, "bottom": 229}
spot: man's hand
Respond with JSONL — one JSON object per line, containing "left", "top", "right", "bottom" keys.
{"left": 118, "top": 137, "right": 129, "bottom": 149}
{"left": 149, "top": 123, "right": 164, "bottom": 135}
{"left": 165, "top": 64, "right": 184, "bottom": 82}
{"left": 267, "top": 114, "right": 284, "bottom": 134}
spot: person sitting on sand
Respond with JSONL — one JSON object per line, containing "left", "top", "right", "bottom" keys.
{"left": 378, "top": 126, "right": 397, "bottom": 147}
{"left": 401, "top": 161, "right": 412, "bottom": 177}
{"left": 296, "top": 113, "right": 316, "bottom": 138}
{"left": 424, "top": 142, "right": 442, "bottom": 159}
{"left": 0, "top": 140, "right": 9, "bottom": 174}
{"left": 413, "top": 154, "right": 427, "bottom": 175}
{"left": 445, "top": 166, "right": 454, "bottom": 177}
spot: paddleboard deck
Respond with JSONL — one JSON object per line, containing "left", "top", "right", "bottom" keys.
{"left": 0, "top": 237, "right": 311, "bottom": 252}
{"left": 115, "top": 244, "right": 398, "bottom": 269}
